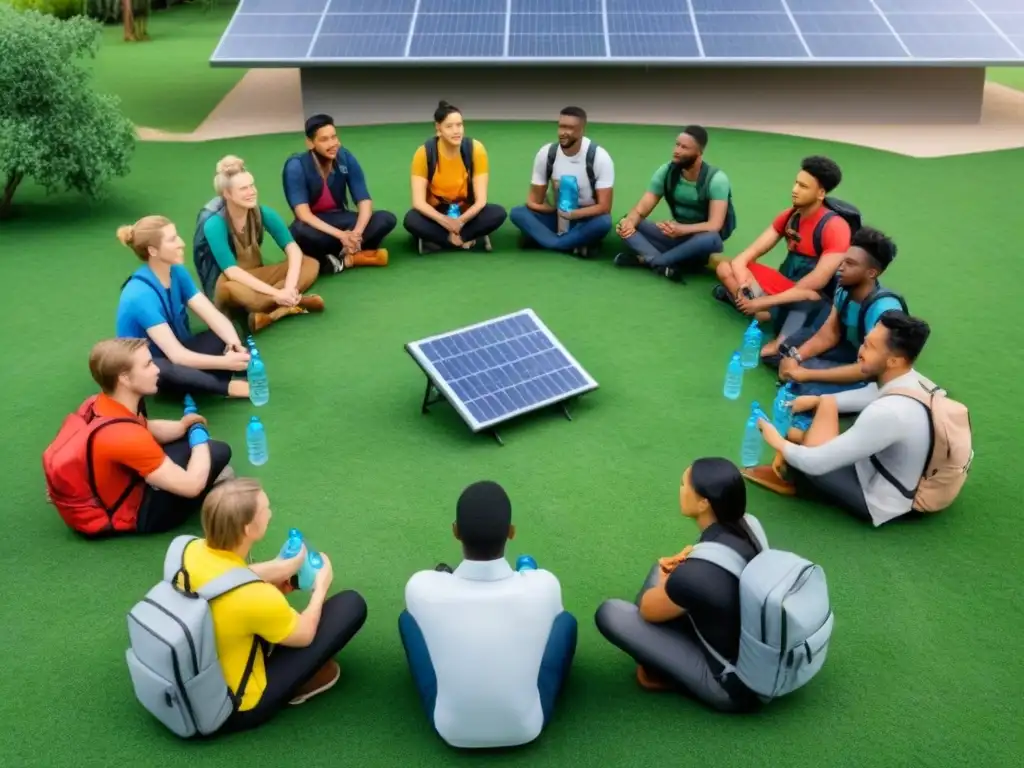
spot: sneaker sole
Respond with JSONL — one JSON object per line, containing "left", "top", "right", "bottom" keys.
{"left": 288, "top": 664, "right": 341, "bottom": 706}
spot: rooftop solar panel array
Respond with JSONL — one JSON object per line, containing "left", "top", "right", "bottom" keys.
{"left": 212, "top": 0, "right": 1024, "bottom": 66}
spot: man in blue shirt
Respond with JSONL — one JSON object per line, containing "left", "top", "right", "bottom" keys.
{"left": 282, "top": 114, "right": 397, "bottom": 274}
{"left": 776, "top": 226, "right": 908, "bottom": 399}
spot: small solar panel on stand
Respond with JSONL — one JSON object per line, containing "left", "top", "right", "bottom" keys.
{"left": 405, "top": 309, "right": 600, "bottom": 445}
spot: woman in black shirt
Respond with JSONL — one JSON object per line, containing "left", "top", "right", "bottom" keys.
{"left": 595, "top": 457, "right": 768, "bottom": 712}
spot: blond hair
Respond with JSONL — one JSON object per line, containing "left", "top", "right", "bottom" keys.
{"left": 89, "top": 338, "right": 149, "bottom": 394}
{"left": 213, "top": 155, "right": 248, "bottom": 196}
{"left": 116, "top": 215, "right": 172, "bottom": 262}
{"left": 202, "top": 478, "right": 265, "bottom": 550}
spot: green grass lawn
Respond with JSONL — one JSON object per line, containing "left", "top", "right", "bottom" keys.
{"left": 987, "top": 66, "right": 1024, "bottom": 91}
{"left": 2, "top": 121, "right": 1023, "bottom": 768}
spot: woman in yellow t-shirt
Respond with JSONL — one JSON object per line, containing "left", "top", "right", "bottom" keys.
{"left": 403, "top": 100, "right": 507, "bottom": 254}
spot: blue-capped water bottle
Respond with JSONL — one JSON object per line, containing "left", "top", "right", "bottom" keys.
{"left": 446, "top": 203, "right": 461, "bottom": 219}
{"left": 723, "top": 350, "right": 744, "bottom": 400}
{"left": 516, "top": 554, "right": 538, "bottom": 572}
{"left": 740, "top": 320, "right": 762, "bottom": 369}
{"left": 183, "top": 394, "right": 198, "bottom": 417}
{"left": 772, "top": 382, "right": 796, "bottom": 436}
{"left": 279, "top": 527, "right": 303, "bottom": 559}
{"left": 248, "top": 350, "right": 269, "bottom": 407}
{"left": 246, "top": 415, "right": 268, "bottom": 466}
{"left": 298, "top": 551, "right": 324, "bottom": 591}
{"left": 557, "top": 175, "right": 579, "bottom": 235}
{"left": 246, "top": 335, "right": 257, "bottom": 353}
{"left": 741, "top": 401, "right": 768, "bottom": 468}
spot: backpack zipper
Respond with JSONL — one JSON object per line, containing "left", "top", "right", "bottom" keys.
{"left": 143, "top": 598, "right": 199, "bottom": 676}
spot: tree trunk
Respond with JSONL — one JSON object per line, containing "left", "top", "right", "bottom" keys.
{"left": 122, "top": 0, "right": 136, "bottom": 41}
{"left": 0, "top": 172, "right": 24, "bottom": 220}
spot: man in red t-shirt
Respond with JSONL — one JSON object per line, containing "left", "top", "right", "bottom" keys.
{"left": 714, "top": 156, "right": 852, "bottom": 356}
{"left": 82, "top": 338, "right": 232, "bottom": 535}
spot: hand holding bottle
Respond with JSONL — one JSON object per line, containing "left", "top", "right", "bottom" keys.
{"left": 312, "top": 553, "right": 334, "bottom": 595}
{"left": 187, "top": 422, "right": 210, "bottom": 449}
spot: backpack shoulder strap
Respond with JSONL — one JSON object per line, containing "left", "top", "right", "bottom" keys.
{"left": 164, "top": 535, "right": 199, "bottom": 584}
{"left": 812, "top": 210, "right": 837, "bottom": 257}
{"left": 197, "top": 567, "right": 263, "bottom": 602}
{"left": 858, "top": 288, "right": 907, "bottom": 342}
{"left": 870, "top": 386, "right": 936, "bottom": 500}
{"left": 743, "top": 513, "right": 770, "bottom": 551}
{"left": 663, "top": 163, "right": 682, "bottom": 219}
{"left": 545, "top": 142, "right": 558, "bottom": 181}
{"left": 84, "top": 415, "right": 145, "bottom": 518}
{"left": 695, "top": 162, "right": 713, "bottom": 200}
{"left": 460, "top": 137, "right": 474, "bottom": 176}
{"left": 585, "top": 142, "right": 598, "bottom": 194}
{"left": 687, "top": 541, "right": 747, "bottom": 577}
{"left": 424, "top": 138, "right": 438, "bottom": 181}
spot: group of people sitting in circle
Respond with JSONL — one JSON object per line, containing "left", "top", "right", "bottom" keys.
{"left": 41, "top": 99, "right": 973, "bottom": 746}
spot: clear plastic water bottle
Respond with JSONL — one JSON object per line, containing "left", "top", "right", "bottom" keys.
{"left": 298, "top": 551, "right": 323, "bottom": 591}
{"left": 279, "top": 528, "right": 303, "bottom": 559}
{"left": 183, "top": 394, "right": 198, "bottom": 416}
{"left": 772, "top": 382, "right": 796, "bottom": 436}
{"left": 446, "top": 203, "right": 460, "bottom": 219}
{"left": 516, "top": 554, "right": 538, "bottom": 572}
{"left": 741, "top": 320, "right": 762, "bottom": 369}
{"left": 246, "top": 415, "right": 268, "bottom": 466}
{"left": 741, "top": 401, "right": 766, "bottom": 468}
{"left": 246, "top": 335, "right": 257, "bottom": 354}
{"left": 723, "top": 351, "right": 744, "bottom": 400}
{"left": 557, "top": 175, "right": 579, "bottom": 235}
{"left": 248, "top": 350, "right": 269, "bottom": 407}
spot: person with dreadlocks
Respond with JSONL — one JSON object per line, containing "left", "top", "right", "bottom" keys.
{"left": 613, "top": 125, "right": 737, "bottom": 281}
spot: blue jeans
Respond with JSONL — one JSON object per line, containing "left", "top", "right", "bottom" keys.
{"left": 509, "top": 206, "right": 611, "bottom": 252}
{"left": 624, "top": 220, "right": 723, "bottom": 270}
{"left": 398, "top": 610, "right": 578, "bottom": 728}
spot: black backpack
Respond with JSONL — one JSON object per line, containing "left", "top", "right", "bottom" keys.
{"left": 192, "top": 197, "right": 263, "bottom": 299}
{"left": 785, "top": 197, "right": 862, "bottom": 257}
{"left": 663, "top": 161, "right": 737, "bottom": 241}
{"left": 545, "top": 141, "right": 599, "bottom": 198}
{"left": 423, "top": 136, "right": 475, "bottom": 206}
{"left": 837, "top": 285, "right": 908, "bottom": 345}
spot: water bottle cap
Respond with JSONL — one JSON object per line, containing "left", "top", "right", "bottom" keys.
{"left": 250, "top": 415, "right": 261, "bottom": 424}
{"left": 288, "top": 527, "right": 302, "bottom": 539}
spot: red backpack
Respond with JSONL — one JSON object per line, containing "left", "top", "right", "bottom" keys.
{"left": 42, "top": 395, "right": 144, "bottom": 536}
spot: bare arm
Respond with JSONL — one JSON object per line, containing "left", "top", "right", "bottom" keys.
{"left": 276, "top": 586, "right": 326, "bottom": 648}
{"left": 753, "top": 285, "right": 824, "bottom": 309}
{"left": 671, "top": 198, "right": 727, "bottom": 235}
{"left": 221, "top": 265, "right": 279, "bottom": 298}
{"left": 187, "top": 293, "right": 243, "bottom": 348}
{"left": 147, "top": 419, "right": 187, "bottom": 445}
{"left": 411, "top": 176, "right": 447, "bottom": 224}
{"left": 352, "top": 199, "right": 373, "bottom": 236}
{"left": 293, "top": 202, "right": 345, "bottom": 240}
{"left": 795, "top": 306, "right": 842, "bottom": 360}
{"left": 624, "top": 191, "right": 661, "bottom": 224}
{"left": 147, "top": 323, "right": 235, "bottom": 370}
{"left": 799, "top": 363, "right": 867, "bottom": 385}
{"left": 144, "top": 448, "right": 212, "bottom": 498}
{"left": 793, "top": 251, "right": 844, "bottom": 291}
{"left": 526, "top": 183, "right": 554, "bottom": 214}
{"left": 575, "top": 186, "right": 613, "bottom": 219}
{"left": 733, "top": 226, "right": 783, "bottom": 268}
{"left": 638, "top": 571, "right": 686, "bottom": 623}
{"left": 282, "top": 242, "right": 304, "bottom": 290}
{"left": 248, "top": 549, "right": 305, "bottom": 584}
{"left": 462, "top": 173, "right": 490, "bottom": 219}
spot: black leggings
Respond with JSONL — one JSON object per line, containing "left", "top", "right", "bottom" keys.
{"left": 403, "top": 204, "right": 507, "bottom": 248}
{"left": 220, "top": 590, "right": 369, "bottom": 733}
{"left": 594, "top": 565, "right": 760, "bottom": 713}
{"left": 289, "top": 210, "right": 398, "bottom": 269}
{"left": 135, "top": 437, "right": 232, "bottom": 534}
{"left": 153, "top": 331, "right": 236, "bottom": 398}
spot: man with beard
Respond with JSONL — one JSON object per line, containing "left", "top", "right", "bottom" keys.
{"left": 613, "top": 126, "right": 736, "bottom": 281}
{"left": 508, "top": 106, "right": 615, "bottom": 258}
{"left": 776, "top": 226, "right": 908, "bottom": 398}
{"left": 744, "top": 311, "right": 937, "bottom": 527}
{"left": 282, "top": 114, "right": 397, "bottom": 275}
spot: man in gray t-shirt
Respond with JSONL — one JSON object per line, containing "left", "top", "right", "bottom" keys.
{"left": 745, "top": 311, "right": 934, "bottom": 527}
{"left": 508, "top": 106, "right": 615, "bottom": 259}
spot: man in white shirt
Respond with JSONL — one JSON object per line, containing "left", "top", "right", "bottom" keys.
{"left": 745, "top": 311, "right": 935, "bottom": 527}
{"left": 509, "top": 106, "right": 614, "bottom": 259}
{"left": 399, "top": 481, "right": 577, "bottom": 749}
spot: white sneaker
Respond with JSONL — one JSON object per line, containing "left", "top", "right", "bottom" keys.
{"left": 325, "top": 253, "right": 345, "bottom": 274}
{"left": 483, "top": 236, "right": 492, "bottom": 252}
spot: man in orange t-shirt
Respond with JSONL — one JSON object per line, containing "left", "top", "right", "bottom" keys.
{"left": 86, "top": 337, "right": 232, "bottom": 534}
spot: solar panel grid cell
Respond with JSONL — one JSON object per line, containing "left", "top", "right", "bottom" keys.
{"left": 214, "top": 0, "right": 1024, "bottom": 64}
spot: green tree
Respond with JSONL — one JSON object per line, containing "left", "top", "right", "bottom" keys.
{"left": 0, "top": 6, "right": 136, "bottom": 219}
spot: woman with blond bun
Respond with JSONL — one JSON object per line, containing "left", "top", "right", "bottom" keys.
{"left": 115, "top": 216, "right": 251, "bottom": 399}
{"left": 192, "top": 155, "right": 323, "bottom": 335}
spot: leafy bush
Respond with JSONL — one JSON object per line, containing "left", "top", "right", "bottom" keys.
{"left": 8, "top": 0, "right": 86, "bottom": 20}
{"left": 0, "top": 6, "right": 136, "bottom": 218}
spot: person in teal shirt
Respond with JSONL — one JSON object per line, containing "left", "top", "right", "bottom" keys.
{"left": 777, "top": 226, "right": 908, "bottom": 407}
{"left": 192, "top": 155, "right": 323, "bottom": 335}
{"left": 614, "top": 126, "right": 736, "bottom": 281}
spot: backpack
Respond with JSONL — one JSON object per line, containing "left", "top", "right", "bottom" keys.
{"left": 871, "top": 385, "right": 974, "bottom": 513}
{"left": 786, "top": 197, "right": 862, "bottom": 257}
{"left": 545, "top": 141, "right": 598, "bottom": 201}
{"left": 192, "top": 197, "right": 264, "bottom": 299}
{"left": 664, "top": 161, "right": 737, "bottom": 241}
{"left": 125, "top": 535, "right": 263, "bottom": 738}
{"left": 42, "top": 395, "right": 144, "bottom": 536}
{"left": 424, "top": 136, "right": 475, "bottom": 206}
{"left": 687, "top": 522, "right": 834, "bottom": 702}
{"left": 836, "top": 285, "right": 909, "bottom": 345}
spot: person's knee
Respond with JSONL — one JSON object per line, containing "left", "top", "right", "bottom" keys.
{"left": 509, "top": 205, "right": 530, "bottom": 227}
{"left": 372, "top": 209, "right": 397, "bottom": 234}
{"left": 402, "top": 209, "right": 422, "bottom": 233}
{"left": 327, "top": 589, "right": 369, "bottom": 630}
{"left": 594, "top": 599, "right": 637, "bottom": 640}
{"left": 591, "top": 213, "right": 613, "bottom": 237}
{"left": 487, "top": 204, "right": 508, "bottom": 226}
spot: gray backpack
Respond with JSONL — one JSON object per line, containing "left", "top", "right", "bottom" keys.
{"left": 687, "top": 521, "right": 834, "bottom": 702}
{"left": 125, "top": 535, "right": 263, "bottom": 737}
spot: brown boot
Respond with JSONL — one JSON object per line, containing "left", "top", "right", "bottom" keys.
{"left": 289, "top": 659, "right": 341, "bottom": 706}
{"left": 299, "top": 294, "right": 325, "bottom": 312}
{"left": 344, "top": 249, "right": 389, "bottom": 268}
{"left": 636, "top": 665, "right": 673, "bottom": 691}
{"left": 743, "top": 452, "right": 797, "bottom": 496}
{"left": 248, "top": 312, "right": 273, "bottom": 334}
